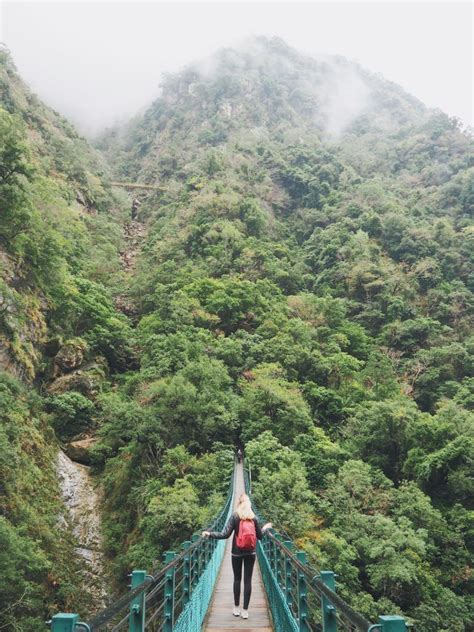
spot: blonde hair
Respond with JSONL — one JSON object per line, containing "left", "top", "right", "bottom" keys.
{"left": 236, "top": 493, "right": 255, "bottom": 520}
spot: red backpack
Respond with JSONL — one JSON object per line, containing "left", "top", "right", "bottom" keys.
{"left": 236, "top": 519, "right": 257, "bottom": 551}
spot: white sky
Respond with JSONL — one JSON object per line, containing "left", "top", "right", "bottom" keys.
{"left": 1, "top": 1, "right": 472, "bottom": 135}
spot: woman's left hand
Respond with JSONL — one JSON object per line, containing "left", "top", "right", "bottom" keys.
{"left": 262, "top": 522, "right": 272, "bottom": 532}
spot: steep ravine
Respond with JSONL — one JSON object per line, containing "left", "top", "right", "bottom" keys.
{"left": 115, "top": 217, "right": 147, "bottom": 318}
{"left": 54, "top": 215, "right": 147, "bottom": 606}
{"left": 57, "top": 450, "right": 108, "bottom": 606}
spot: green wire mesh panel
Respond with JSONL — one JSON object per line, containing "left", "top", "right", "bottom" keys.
{"left": 173, "top": 471, "right": 235, "bottom": 632}
{"left": 244, "top": 466, "right": 299, "bottom": 632}
{"left": 173, "top": 537, "right": 226, "bottom": 632}
{"left": 257, "top": 541, "right": 299, "bottom": 632}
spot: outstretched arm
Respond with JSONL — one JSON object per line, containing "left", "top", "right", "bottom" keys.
{"left": 255, "top": 520, "right": 273, "bottom": 540}
{"left": 202, "top": 514, "right": 235, "bottom": 539}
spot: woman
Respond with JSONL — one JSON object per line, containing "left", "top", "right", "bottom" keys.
{"left": 203, "top": 493, "right": 272, "bottom": 619}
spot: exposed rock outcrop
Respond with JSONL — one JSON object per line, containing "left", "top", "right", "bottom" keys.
{"left": 64, "top": 435, "right": 97, "bottom": 465}
{"left": 53, "top": 339, "right": 88, "bottom": 375}
{"left": 114, "top": 219, "right": 146, "bottom": 317}
{"left": 47, "top": 358, "right": 107, "bottom": 396}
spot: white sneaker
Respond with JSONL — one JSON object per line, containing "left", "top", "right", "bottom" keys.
{"left": 241, "top": 610, "right": 249, "bottom": 619}
{"left": 233, "top": 606, "right": 240, "bottom": 617}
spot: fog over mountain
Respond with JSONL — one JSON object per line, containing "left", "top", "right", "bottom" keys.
{"left": 2, "top": 1, "right": 472, "bottom": 135}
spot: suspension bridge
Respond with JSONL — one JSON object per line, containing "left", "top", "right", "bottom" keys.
{"left": 47, "top": 460, "right": 410, "bottom": 632}
{"left": 109, "top": 182, "right": 165, "bottom": 191}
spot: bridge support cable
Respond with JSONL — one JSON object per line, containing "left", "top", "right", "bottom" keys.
{"left": 243, "top": 464, "right": 411, "bottom": 632}
{"left": 47, "top": 463, "right": 235, "bottom": 632}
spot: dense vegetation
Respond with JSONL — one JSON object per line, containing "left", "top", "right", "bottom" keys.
{"left": 1, "top": 38, "right": 473, "bottom": 630}
{"left": 0, "top": 47, "right": 132, "bottom": 628}
{"left": 98, "top": 39, "right": 473, "bottom": 630}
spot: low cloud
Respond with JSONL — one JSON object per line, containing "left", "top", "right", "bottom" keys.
{"left": 318, "top": 61, "right": 372, "bottom": 136}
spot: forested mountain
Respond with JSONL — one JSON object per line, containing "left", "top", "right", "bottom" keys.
{"left": 0, "top": 46, "right": 133, "bottom": 626}
{"left": 1, "top": 37, "right": 473, "bottom": 630}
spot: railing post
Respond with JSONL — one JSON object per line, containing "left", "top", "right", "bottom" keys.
{"left": 182, "top": 540, "right": 192, "bottom": 606}
{"left": 320, "top": 570, "right": 337, "bottom": 632}
{"left": 191, "top": 534, "right": 200, "bottom": 590}
{"left": 163, "top": 551, "right": 176, "bottom": 632}
{"left": 50, "top": 614, "right": 79, "bottom": 632}
{"left": 377, "top": 615, "right": 408, "bottom": 631}
{"left": 284, "top": 540, "right": 294, "bottom": 613}
{"left": 263, "top": 533, "right": 271, "bottom": 563}
{"left": 205, "top": 527, "right": 212, "bottom": 563}
{"left": 202, "top": 530, "right": 208, "bottom": 565}
{"left": 274, "top": 534, "right": 284, "bottom": 591}
{"left": 129, "top": 570, "right": 146, "bottom": 632}
{"left": 270, "top": 537, "right": 277, "bottom": 575}
{"left": 296, "top": 552, "right": 310, "bottom": 632}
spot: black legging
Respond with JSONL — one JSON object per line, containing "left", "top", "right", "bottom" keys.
{"left": 231, "top": 554, "right": 256, "bottom": 609}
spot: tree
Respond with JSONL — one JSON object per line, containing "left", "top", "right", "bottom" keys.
{"left": 344, "top": 399, "right": 426, "bottom": 484}
{"left": 183, "top": 277, "right": 284, "bottom": 334}
{"left": 139, "top": 359, "right": 238, "bottom": 452}
{"left": 0, "top": 517, "right": 50, "bottom": 630}
{"left": 293, "top": 426, "right": 346, "bottom": 488}
{"left": 245, "top": 432, "right": 314, "bottom": 536}
{"left": 130, "top": 479, "right": 204, "bottom": 567}
{"left": 47, "top": 391, "right": 96, "bottom": 440}
{"left": 239, "top": 363, "right": 313, "bottom": 444}
{"left": 0, "top": 107, "right": 33, "bottom": 245}
{"left": 56, "top": 277, "right": 135, "bottom": 371}
{"left": 403, "top": 402, "right": 474, "bottom": 503}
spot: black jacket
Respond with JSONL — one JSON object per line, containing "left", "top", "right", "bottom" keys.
{"left": 209, "top": 512, "right": 264, "bottom": 556}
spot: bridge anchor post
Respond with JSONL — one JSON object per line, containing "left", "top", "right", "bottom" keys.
{"left": 49, "top": 613, "right": 79, "bottom": 632}
{"left": 377, "top": 615, "right": 408, "bottom": 631}
{"left": 320, "top": 570, "right": 337, "bottom": 632}
{"left": 129, "top": 570, "right": 147, "bottom": 632}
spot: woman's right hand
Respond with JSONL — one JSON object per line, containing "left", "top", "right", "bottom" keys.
{"left": 202, "top": 531, "right": 211, "bottom": 538}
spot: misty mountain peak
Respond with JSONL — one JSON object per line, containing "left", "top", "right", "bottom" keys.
{"left": 96, "top": 36, "right": 466, "bottom": 192}
{"left": 150, "top": 36, "right": 426, "bottom": 139}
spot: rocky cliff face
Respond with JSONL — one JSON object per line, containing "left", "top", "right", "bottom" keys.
{"left": 57, "top": 450, "right": 107, "bottom": 605}
{"left": 0, "top": 46, "right": 127, "bottom": 381}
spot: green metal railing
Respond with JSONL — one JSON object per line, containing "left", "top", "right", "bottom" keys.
{"left": 48, "top": 457, "right": 412, "bottom": 632}
{"left": 47, "top": 464, "right": 235, "bottom": 632}
{"left": 243, "top": 465, "right": 411, "bottom": 632}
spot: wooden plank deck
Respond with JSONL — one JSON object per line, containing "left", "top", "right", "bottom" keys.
{"left": 203, "top": 463, "right": 273, "bottom": 632}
